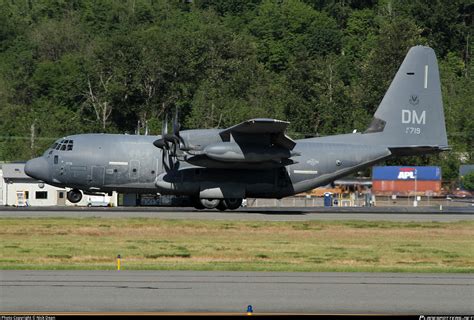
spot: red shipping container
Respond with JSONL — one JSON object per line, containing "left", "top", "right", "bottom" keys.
{"left": 372, "top": 180, "right": 441, "bottom": 196}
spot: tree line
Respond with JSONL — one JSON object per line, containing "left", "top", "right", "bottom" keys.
{"left": 0, "top": 0, "right": 472, "bottom": 183}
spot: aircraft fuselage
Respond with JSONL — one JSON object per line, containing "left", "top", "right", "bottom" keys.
{"left": 27, "top": 131, "right": 391, "bottom": 199}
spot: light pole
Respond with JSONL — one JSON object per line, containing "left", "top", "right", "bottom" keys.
{"left": 413, "top": 168, "right": 418, "bottom": 207}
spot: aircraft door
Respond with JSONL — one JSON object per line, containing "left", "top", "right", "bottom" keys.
{"left": 91, "top": 166, "right": 105, "bottom": 186}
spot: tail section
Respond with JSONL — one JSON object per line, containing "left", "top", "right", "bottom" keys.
{"left": 365, "top": 46, "right": 449, "bottom": 153}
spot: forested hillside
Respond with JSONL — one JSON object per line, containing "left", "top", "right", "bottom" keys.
{"left": 0, "top": 0, "right": 472, "bottom": 181}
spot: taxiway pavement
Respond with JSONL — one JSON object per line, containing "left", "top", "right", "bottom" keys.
{"left": 0, "top": 206, "right": 472, "bottom": 222}
{"left": 1, "top": 270, "right": 472, "bottom": 314}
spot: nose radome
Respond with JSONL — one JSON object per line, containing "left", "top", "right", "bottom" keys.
{"left": 24, "top": 157, "right": 50, "bottom": 181}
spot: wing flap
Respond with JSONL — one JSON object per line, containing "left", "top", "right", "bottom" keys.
{"left": 219, "top": 118, "right": 296, "bottom": 150}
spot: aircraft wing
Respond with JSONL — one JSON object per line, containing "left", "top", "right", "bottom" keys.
{"left": 183, "top": 118, "right": 298, "bottom": 169}
{"left": 219, "top": 118, "right": 296, "bottom": 150}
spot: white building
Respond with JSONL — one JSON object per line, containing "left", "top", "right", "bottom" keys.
{"left": 0, "top": 163, "right": 117, "bottom": 207}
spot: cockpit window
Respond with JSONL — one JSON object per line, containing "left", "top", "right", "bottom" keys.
{"left": 51, "top": 143, "right": 58, "bottom": 149}
{"left": 55, "top": 139, "right": 74, "bottom": 151}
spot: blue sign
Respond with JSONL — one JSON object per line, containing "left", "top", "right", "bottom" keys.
{"left": 372, "top": 166, "right": 441, "bottom": 181}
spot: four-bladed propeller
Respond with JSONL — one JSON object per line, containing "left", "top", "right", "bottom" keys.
{"left": 153, "top": 110, "right": 183, "bottom": 156}
{"left": 153, "top": 109, "right": 190, "bottom": 171}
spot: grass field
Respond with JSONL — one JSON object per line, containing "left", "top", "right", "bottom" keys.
{"left": 1, "top": 217, "right": 473, "bottom": 272}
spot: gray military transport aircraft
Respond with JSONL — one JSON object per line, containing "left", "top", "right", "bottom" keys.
{"left": 25, "top": 46, "right": 449, "bottom": 210}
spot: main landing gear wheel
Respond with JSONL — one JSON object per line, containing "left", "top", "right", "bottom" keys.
{"left": 223, "top": 198, "right": 242, "bottom": 210}
{"left": 217, "top": 201, "right": 227, "bottom": 211}
{"left": 217, "top": 198, "right": 243, "bottom": 211}
{"left": 67, "top": 189, "right": 82, "bottom": 203}
{"left": 191, "top": 196, "right": 205, "bottom": 210}
{"left": 199, "top": 198, "right": 221, "bottom": 209}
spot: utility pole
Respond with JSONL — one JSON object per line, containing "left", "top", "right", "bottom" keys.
{"left": 30, "top": 120, "right": 36, "bottom": 158}
{"left": 413, "top": 168, "right": 418, "bottom": 207}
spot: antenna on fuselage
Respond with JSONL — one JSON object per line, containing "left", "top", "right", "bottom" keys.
{"left": 163, "top": 113, "right": 168, "bottom": 135}
{"left": 136, "top": 120, "right": 141, "bottom": 135}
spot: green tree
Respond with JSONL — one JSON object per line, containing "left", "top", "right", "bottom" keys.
{"left": 462, "top": 171, "right": 474, "bottom": 191}
{"left": 284, "top": 53, "right": 355, "bottom": 137}
{"left": 248, "top": 0, "right": 341, "bottom": 71}
{"left": 395, "top": 0, "right": 471, "bottom": 58}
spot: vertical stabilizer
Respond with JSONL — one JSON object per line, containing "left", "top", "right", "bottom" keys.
{"left": 365, "top": 46, "right": 448, "bottom": 151}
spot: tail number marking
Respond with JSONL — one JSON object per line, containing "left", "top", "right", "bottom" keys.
{"left": 402, "top": 110, "right": 425, "bottom": 134}
{"left": 405, "top": 127, "right": 421, "bottom": 134}
{"left": 402, "top": 109, "right": 426, "bottom": 125}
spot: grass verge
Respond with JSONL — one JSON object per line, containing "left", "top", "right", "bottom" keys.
{"left": 1, "top": 218, "right": 473, "bottom": 272}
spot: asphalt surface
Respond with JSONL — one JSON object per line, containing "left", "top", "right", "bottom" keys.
{"left": 1, "top": 271, "right": 472, "bottom": 314}
{"left": 0, "top": 206, "right": 473, "bottom": 221}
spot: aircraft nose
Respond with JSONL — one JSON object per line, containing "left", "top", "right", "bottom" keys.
{"left": 24, "top": 157, "right": 50, "bottom": 181}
